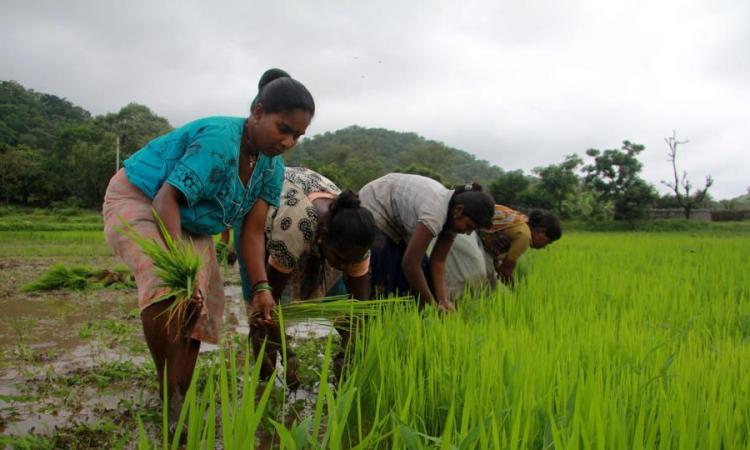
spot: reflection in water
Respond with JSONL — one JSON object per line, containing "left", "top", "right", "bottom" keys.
{"left": 0, "top": 283, "right": 336, "bottom": 438}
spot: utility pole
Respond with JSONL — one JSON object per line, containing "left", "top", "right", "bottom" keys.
{"left": 116, "top": 135, "right": 121, "bottom": 172}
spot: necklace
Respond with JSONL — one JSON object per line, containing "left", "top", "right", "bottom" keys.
{"left": 241, "top": 119, "right": 259, "bottom": 161}
{"left": 239, "top": 121, "right": 258, "bottom": 183}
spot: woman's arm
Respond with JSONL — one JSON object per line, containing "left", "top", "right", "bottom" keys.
{"left": 240, "top": 199, "right": 275, "bottom": 323}
{"left": 267, "top": 265, "right": 292, "bottom": 302}
{"left": 496, "top": 258, "right": 517, "bottom": 286}
{"left": 402, "top": 222, "right": 437, "bottom": 306}
{"left": 429, "top": 231, "right": 456, "bottom": 311}
{"left": 496, "top": 232, "right": 529, "bottom": 286}
{"left": 152, "top": 183, "right": 185, "bottom": 242}
{"left": 220, "top": 229, "right": 237, "bottom": 265}
{"left": 345, "top": 273, "right": 369, "bottom": 301}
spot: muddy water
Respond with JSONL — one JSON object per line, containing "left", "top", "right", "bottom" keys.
{"left": 0, "top": 283, "right": 154, "bottom": 437}
{"left": 0, "top": 279, "right": 335, "bottom": 441}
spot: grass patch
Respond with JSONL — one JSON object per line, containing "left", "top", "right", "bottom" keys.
{"left": 0, "top": 206, "right": 102, "bottom": 232}
{"left": 36, "top": 360, "right": 155, "bottom": 394}
{"left": 0, "top": 231, "right": 110, "bottom": 257}
{"left": 565, "top": 218, "right": 750, "bottom": 233}
{"left": 0, "top": 420, "right": 132, "bottom": 450}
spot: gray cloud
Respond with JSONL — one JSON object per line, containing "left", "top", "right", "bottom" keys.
{"left": 1, "top": 0, "right": 747, "bottom": 198}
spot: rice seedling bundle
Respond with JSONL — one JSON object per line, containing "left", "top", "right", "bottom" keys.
{"left": 23, "top": 264, "right": 135, "bottom": 291}
{"left": 118, "top": 211, "right": 202, "bottom": 333}
{"left": 22, "top": 264, "right": 94, "bottom": 291}
{"left": 274, "top": 295, "right": 413, "bottom": 324}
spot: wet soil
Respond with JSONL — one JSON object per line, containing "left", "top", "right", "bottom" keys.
{"left": 0, "top": 255, "right": 334, "bottom": 448}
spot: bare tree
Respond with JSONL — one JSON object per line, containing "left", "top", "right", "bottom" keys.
{"left": 662, "top": 131, "right": 714, "bottom": 219}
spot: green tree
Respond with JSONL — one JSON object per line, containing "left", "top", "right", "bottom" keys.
{"left": 343, "top": 157, "right": 386, "bottom": 190}
{"left": 312, "top": 163, "right": 352, "bottom": 191}
{"left": 52, "top": 123, "right": 117, "bottom": 207}
{"left": 0, "top": 81, "right": 174, "bottom": 207}
{"left": 0, "top": 80, "right": 90, "bottom": 150}
{"left": 489, "top": 170, "right": 530, "bottom": 209}
{"left": 517, "top": 181, "right": 553, "bottom": 211}
{"left": 398, "top": 164, "right": 443, "bottom": 185}
{"left": 584, "top": 141, "right": 657, "bottom": 221}
{"left": 532, "top": 154, "right": 583, "bottom": 218}
{"left": 0, "top": 146, "right": 46, "bottom": 204}
{"left": 96, "top": 103, "right": 172, "bottom": 159}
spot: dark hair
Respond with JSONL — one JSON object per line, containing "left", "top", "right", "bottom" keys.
{"left": 326, "top": 190, "right": 376, "bottom": 249}
{"left": 448, "top": 182, "right": 495, "bottom": 229}
{"left": 528, "top": 210, "right": 562, "bottom": 241}
{"left": 251, "top": 68, "right": 315, "bottom": 116}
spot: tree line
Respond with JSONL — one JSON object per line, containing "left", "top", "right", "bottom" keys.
{"left": 0, "top": 81, "right": 170, "bottom": 207}
{"left": 2, "top": 80, "right": 744, "bottom": 218}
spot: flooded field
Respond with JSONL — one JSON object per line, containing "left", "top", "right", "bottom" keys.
{"left": 0, "top": 218, "right": 334, "bottom": 448}
{"left": 5, "top": 210, "right": 750, "bottom": 449}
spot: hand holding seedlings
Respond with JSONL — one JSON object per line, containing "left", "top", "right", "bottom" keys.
{"left": 252, "top": 288, "right": 276, "bottom": 324}
{"left": 438, "top": 300, "right": 455, "bottom": 313}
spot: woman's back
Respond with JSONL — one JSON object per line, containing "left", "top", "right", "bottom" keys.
{"left": 359, "top": 173, "right": 453, "bottom": 243}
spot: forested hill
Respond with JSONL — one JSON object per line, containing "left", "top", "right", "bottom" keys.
{"left": 0, "top": 80, "right": 171, "bottom": 207}
{"left": 0, "top": 80, "right": 92, "bottom": 150}
{"left": 285, "top": 126, "right": 503, "bottom": 190}
{"left": 2, "top": 80, "right": 502, "bottom": 207}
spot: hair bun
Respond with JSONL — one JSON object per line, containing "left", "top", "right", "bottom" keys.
{"left": 454, "top": 181, "right": 483, "bottom": 193}
{"left": 258, "top": 68, "right": 290, "bottom": 91}
{"left": 335, "top": 190, "right": 361, "bottom": 209}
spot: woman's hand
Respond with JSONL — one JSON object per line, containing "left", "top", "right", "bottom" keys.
{"left": 437, "top": 299, "right": 455, "bottom": 313}
{"left": 153, "top": 183, "right": 186, "bottom": 243}
{"left": 402, "top": 223, "right": 438, "bottom": 306}
{"left": 495, "top": 258, "right": 517, "bottom": 286}
{"left": 226, "top": 247, "right": 238, "bottom": 266}
{"left": 252, "top": 289, "right": 276, "bottom": 324}
{"left": 191, "top": 286, "right": 204, "bottom": 306}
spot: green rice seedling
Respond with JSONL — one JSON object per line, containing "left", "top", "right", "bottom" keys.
{"left": 215, "top": 240, "right": 230, "bottom": 265}
{"left": 137, "top": 230, "right": 750, "bottom": 448}
{"left": 22, "top": 263, "right": 94, "bottom": 291}
{"left": 118, "top": 210, "right": 202, "bottom": 337}
{"left": 139, "top": 337, "right": 393, "bottom": 449}
{"left": 0, "top": 230, "right": 109, "bottom": 257}
{"left": 23, "top": 264, "right": 135, "bottom": 291}
{"left": 331, "top": 231, "right": 750, "bottom": 448}
{"left": 274, "top": 296, "right": 413, "bottom": 324}
{"left": 137, "top": 341, "right": 277, "bottom": 448}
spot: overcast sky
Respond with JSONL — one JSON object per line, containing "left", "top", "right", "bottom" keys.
{"left": 2, "top": 0, "right": 748, "bottom": 199}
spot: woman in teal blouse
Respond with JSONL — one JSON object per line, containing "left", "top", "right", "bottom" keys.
{"left": 102, "top": 68, "right": 314, "bottom": 416}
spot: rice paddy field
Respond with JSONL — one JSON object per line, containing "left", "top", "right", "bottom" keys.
{"left": 1, "top": 206, "right": 749, "bottom": 449}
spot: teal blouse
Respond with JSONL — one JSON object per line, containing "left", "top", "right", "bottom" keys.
{"left": 123, "top": 116, "right": 284, "bottom": 236}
